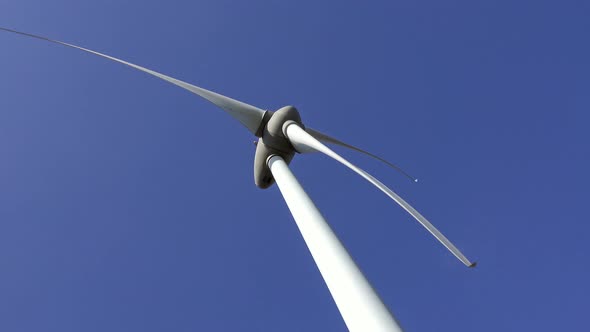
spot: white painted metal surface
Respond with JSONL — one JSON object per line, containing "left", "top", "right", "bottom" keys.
{"left": 268, "top": 155, "right": 403, "bottom": 332}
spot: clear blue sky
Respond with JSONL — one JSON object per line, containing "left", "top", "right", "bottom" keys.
{"left": 1, "top": 1, "right": 588, "bottom": 331}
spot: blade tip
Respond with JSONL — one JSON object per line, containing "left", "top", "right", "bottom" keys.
{"left": 468, "top": 262, "right": 477, "bottom": 268}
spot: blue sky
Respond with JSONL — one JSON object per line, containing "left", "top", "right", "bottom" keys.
{"left": 1, "top": 1, "right": 589, "bottom": 331}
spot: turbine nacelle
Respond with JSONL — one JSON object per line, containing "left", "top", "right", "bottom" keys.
{"left": 254, "top": 106, "right": 303, "bottom": 189}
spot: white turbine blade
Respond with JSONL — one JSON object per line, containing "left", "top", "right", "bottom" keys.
{"left": 285, "top": 122, "right": 475, "bottom": 267}
{"left": 306, "top": 127, "right": 418, "bottom": 183}
{"left": 0, "top": 27, "right": 267, "bottom": 135}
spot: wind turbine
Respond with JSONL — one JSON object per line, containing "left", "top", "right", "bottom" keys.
{"left": 1, "top": 27, "right": 475, "bottom": 332}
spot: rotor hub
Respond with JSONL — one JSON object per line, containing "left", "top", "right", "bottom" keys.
{"left": 253, "top": 105, "right": 304, "bottom": 188}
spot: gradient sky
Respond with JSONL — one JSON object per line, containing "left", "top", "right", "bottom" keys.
{"left": 1, "top": 1, "right": 589, "bottom": 331}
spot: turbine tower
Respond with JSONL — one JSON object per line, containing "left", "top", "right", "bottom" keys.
{"left": 1, "top": 27, "right": 475, "bottom": 332}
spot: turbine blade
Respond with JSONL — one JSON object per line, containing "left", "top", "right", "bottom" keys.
{"left": 306, "top": 127, "right": 418, "bottom": 183}
{"left": 285, "top": 122, "right": 475, "bottom": 267}
{"left": 0, "top": 27, "right": 267, "bottom": 135}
